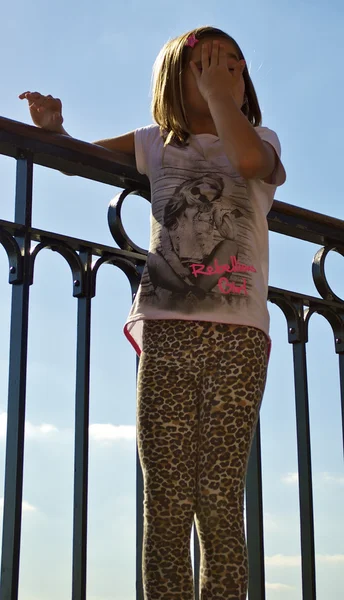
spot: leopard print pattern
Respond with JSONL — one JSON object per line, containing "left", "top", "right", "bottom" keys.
{"left": 137, "top": 319, "right": 269, "bottom": 600}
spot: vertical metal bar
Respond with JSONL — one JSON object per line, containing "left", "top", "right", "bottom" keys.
{"left": 339, "top": 353, "right": 344, "bottom": 460}
{"left": 193, "top": 523, "right": 200, "bottom": 600}
{"left": 292, "top": 342, "right": 316, "bottom": 600}
{"left": 72, "top": 252, "right": 92, "bottom": 600}
{"left": 0, "top": 155, "right": 33, "bottom": 600}
{"left": 246, "top": 420, "right": 266, "bottom": 600}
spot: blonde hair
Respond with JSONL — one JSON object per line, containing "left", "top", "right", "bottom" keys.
{"left": 151, "top": 26, "right": 262, "bottom": 146}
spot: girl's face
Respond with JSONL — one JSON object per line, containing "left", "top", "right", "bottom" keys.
{"left": 182, "top": 37, "right": 245, "bottom": 125}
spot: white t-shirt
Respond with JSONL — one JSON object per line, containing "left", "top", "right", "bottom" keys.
{"left": 124, "top": 124, "right": 286, "bottom": 355}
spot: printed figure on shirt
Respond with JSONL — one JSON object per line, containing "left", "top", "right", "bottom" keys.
{"left": 144, "top": 171, "right": 257, "bottom": 312}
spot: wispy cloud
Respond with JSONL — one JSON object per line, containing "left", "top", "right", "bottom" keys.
{"left": 280, "top": 470, "right": 344, "bottom": 487}
{"left": 0, "top": 413, "right": 137, "bottom": 444}
{"left": 89, "top": 423, "right": 136, "bottom": 442}
{"left": 0, "top": 498, "right": 37, "bottom": 513}
{"left": 281, "top": 472, "right": 298, "bottom": 485}
{"left": 25, "top": 422, "right": 58, "bottom": 438}
{"left": 22, "top": 500, "right": 36, "bottom": 512}
{"left": 320, "top": 472, "right": 344, "bottom": 486}
{"left": 266, "top": 554, "right": 344, "bottom": 567}
{"left": 266, "top": 582, "right": 295, "bottom": 591}
{"left": 0, "top": 413, "right": 58, "bottom": 439}
{"left": 317, "top": 554, "right": 344, "bottom": 564}
{"left": 266, "top": 554, "right": 301, "bottom": 567}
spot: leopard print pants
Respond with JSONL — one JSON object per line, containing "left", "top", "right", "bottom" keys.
{"left": 137, "top": 319, "right": 269, "bottom": 600}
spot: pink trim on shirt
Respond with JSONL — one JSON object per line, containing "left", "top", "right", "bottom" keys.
{"left": 124, "top": 324, "right": 142, "bottom": 357}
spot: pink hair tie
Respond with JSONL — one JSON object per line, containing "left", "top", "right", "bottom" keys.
{"left": 185, "top": 33, "right": 199, "bottom": 48}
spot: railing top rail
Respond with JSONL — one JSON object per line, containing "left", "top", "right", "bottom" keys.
{"left": 1, "top": 116, "right": 344, "bottom": 245}
{"left": 0, "top": 116, "right": 149, "bottom": 191}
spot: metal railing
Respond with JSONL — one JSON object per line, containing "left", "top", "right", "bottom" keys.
{"left": 0, "top": 115, "right": 343, "bottom": 600}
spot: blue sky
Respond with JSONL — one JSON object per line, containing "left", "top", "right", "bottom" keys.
{"left": 1, "top": 0, "right": 344, "bottom": 598}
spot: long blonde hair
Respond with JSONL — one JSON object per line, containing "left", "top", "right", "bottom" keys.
{"left": 151, "top": 26, "right": 262, "bottom": 146}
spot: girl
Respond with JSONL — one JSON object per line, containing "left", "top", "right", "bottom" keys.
{"left": 20, "top": 25, "right": 286, "bottom": 600}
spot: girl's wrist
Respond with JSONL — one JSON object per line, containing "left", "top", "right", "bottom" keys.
{"left": 207, "top": 90, "right": 240, "bottom": 115}
{"left": 48, "top": 125, "right": 69, "bottom": 135}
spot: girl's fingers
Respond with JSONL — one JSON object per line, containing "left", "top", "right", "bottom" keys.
{"left": 21, "top": 92, "right": 42, "bottom": 105}
{"left": 218, "top": 43, "right": 227, "bottom": 67}
{"left": 211, "top": 40, "right": 220, "bottom": 65}
{"left": 19, "top": 91, "right": 40, "bottom": 100}
{"left": 201, "top": 42, "right": 210, "bottom": 70}
{"left": 19, "top": 92, "right": 53, "bottom": 105}
{"left": 27, "top": 92, "right": 42, "bottom": 101}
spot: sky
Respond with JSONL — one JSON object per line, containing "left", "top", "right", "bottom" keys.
{"left": 0, "top": 0, "right": 344, "bottom": 599}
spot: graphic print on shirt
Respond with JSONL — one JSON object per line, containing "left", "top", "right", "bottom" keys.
{"left": 140, "top": 171, "right": 257, "bottom": 314}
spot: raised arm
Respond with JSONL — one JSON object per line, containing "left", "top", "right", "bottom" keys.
{"left": 19, "top": 91, "right": 135, "bottom": 157}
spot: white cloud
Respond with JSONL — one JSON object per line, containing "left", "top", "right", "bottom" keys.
{"left": 0, "top": 413, "right": 137, "bottom": 444}
{"left": 266, "top": 582, "right": 295, "bottom": 591}
{"left": 25, "top": 421, "right": 58, "bottom": 438}
{"left": 266, "top": 554, "right": 344, "bottom": 567}
{"left": 280, "top": 471, "right": 344, "bottom": 487}
{"left": 266, "top": 554, "right": 301, "bottom": 567}
{"left": 22, "top": 501, "right": 36, "bottom": 512}
{"left": 0, "top": 498, "right": 36, "bottom": 513}
{"left": 320, "top": 472, "right": 344, "bottom": 486}
{"left": 0, "top": 413, "right": 58, "bottom": 440}
{"left": 317, "top": 554, "right": 344, "bottom": 564}
{"left": 281, "top": 472, "right": 298, "bottom": 485}
{"left": 89, "top": 423, "right": 136, "bottom": 442}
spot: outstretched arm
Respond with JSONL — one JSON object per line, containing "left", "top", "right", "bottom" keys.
{"left": 19, "top": 91, "right": 135, "bottom": 156}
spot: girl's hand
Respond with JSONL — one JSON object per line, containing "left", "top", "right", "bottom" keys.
{"left": 190, "top": 42, "right": 246, "bottom": 108}
{"left": 19, "top": 91, "right": 64, "bottom": 132}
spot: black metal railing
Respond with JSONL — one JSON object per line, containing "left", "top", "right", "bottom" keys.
{"left": 0, "top": 116, "right": 343, "bottom": 600}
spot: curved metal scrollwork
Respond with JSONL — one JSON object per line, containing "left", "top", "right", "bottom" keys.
{"left": 108, "top": 189, "right": 150, "bottom": 254}
{"left": 310, "top": 245, "right": 344, "bottom": 353}
{"left": 0, "top": 229, "right": 23, "bottom": 284}
{"left": 305, "top": 305, "right": 344, "bottom": 354}
{"left": 269, "top": 291, "right": 307, "bottom": 343}
{"left": 312, "top": 245, "right": 344, "bottom": 304}
{"left": 90, "top": 254, "right": 143, "bottom": 298}
{"left": 30, "top": 241, "right": 86, "bottom": 297}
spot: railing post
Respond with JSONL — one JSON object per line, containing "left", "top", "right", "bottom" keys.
{"left": 72, "top": 251, "right": 92, "bottom": 600}
{"left": 292, "top": 336, "right": 316, "bottom": 600}
{"left": 246, "top": 420, "right": 266, "bottom": 600}
{"left": 340, "top": 352, "right": 344, "bottom": 460}
{"left": 269, "top": 295, "right": 317, "bottom": 600}
{"left": 0, "top": 154, "right": 33, "bottom": 600}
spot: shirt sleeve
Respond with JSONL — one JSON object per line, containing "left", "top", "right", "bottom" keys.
{"left": 255, "top": 126, "right": 286, "bottom": 187}
{"left": 134, "top": 124, "right": 161, "bottom": 176}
